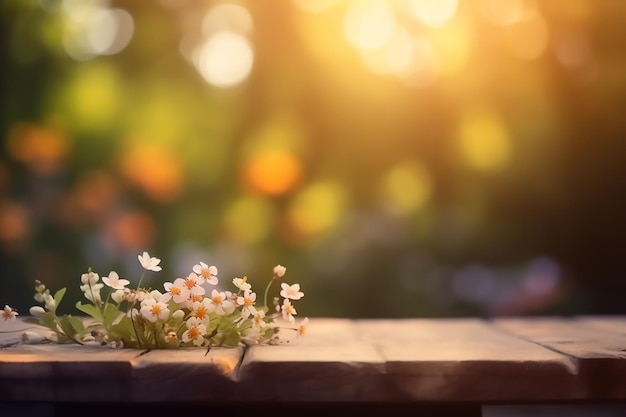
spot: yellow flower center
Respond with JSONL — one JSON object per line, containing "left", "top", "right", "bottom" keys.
{"left": 171, "top": 287, "right": 181, "bottom": 295}
{"left": 244, "top": 298, "right": 254, "bottom": 307}
{"left": 299, "top": 326, "right": 306, "bottom": 336}
{"left": 192, "top": 294, "right": 203, "bottom": 302}
{"left": 201, "top": 269, "right": 210, "bottom": 279}
{"left": 195, "top": 306, "right": 207, "bottom": 319}
{"left": 185, "top": 279, "right": 196, "bottom": 289}
{"left": 150, "top": 305, "right": 162, "bottom": 315}
{"left": 187, "top": 327, "right": 200, "bottom": 340}
{"left": 212, "top": 295, "right": 223, "bottom": 304}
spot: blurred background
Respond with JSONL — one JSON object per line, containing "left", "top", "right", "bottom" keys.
{"left": 1, "top": 0, "right": 625, "bottom": 319}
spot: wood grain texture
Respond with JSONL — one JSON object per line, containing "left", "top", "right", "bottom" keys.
{"left": 492, "top": 317, "right": 626, "bottom": 399}
{"left": 3, "top": 316, "right": 626, "bottom": 404}
{"left": 354, "top": 318, "right": 581, "bottom": 402}
{"left": 236, "top": 318, "right": 388, "bottom": 401}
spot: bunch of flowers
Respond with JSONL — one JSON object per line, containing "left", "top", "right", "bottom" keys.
{"left": 1, "top": 251, "right": 308, "bottom": 350}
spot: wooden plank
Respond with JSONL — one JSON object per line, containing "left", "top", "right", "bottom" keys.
{"left": 354, "top": 318, "right": 582, "bottom": 402}
{"left": 576, "top": 315, "right": 626, "bottom": 336}
{"left": 236, "top": 318, "right": 388, "bottom": 401}
{"left": 492, "top": 316, "right": 626, "bottom": 400}
{"left": 130, "top": 347, "right": 243, "bottom": 402}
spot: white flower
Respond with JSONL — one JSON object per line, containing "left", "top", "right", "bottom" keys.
{"left": 281, "top": 299, "right": 297, "bottom": 323}
{"left": 206, "top": 289, "right": 235, "bottom": 315}
{"left": 102, "top": 271, "right": 130, "bottom": 290}
{"left": 236, "top": 290, "right": 257, "bottom": 319}
{"left": 80, "top": 283, "right": 104, "bottom": 304}
{"left": 251, "top": 310, "right": 268, "bottom": 331}
{"left": 298, "top": 317, "right": 310, "bottom": 337}
{"left": 183, "top": 272, "right": 206, "bottom": 297}
{"left": 190, "top": 298, "right": 212, "bottom": 323}
{"left": 138, "top": 251, "right": 162, "bottom": 272}
{"left": 232, "top": 276, "right": 251, "bottom": 292}
{"left": 42, "top": 293, "right": 56, "bottom": 310}
{"left": 1, "top": 305, "right": 18, "bottom": 321}
{"left": 192, "top": 262, "right": 218, "bottom": 285}
{"left": 140, "top": 298, "right": 170, "bottom": 322}
{"left": 273, "top": 264, "right": 286, "bottom": 278}
{"left": 111, "top": 289, "right": 126, "bottom": 304}
{"left": 182, "top": 317, "right": 207, "bottom": 346}
{"left": 280, "top": 283, "right": 304, "bottom": 300}
{"left": 29, "top": 306, "right": 46, "bottom": 317}
{"left": 161, "top": 278, "right": 191, "bottom": 304}
{"left": 81, "top": 271, "right": 99, "bottom": 285}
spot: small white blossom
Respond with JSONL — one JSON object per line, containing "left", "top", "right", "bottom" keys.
{"left": 236, "top": 290, "right": 257, "bottom": 319}
{"left": 1, "top": 305, "right": 18, "bottom": 321}
{"left": 280, "top": 283, "right": 304, "bottom": 300}
{"left": 206, "top": 289, "right": 236, "bottom": 315}
{"left": 80, "top": 283, "right": 104, "bottom": 304}
{"left": 138, "top": 251, "right": 162, "bottom": 272}
{"left": 111, "top": 289, "right": 126, "bottom": 304}
{"left": 81, "top": 271, "right": 99, "bottom": 285}
{"left": 102, "top": 271, "right": 130, "bottom": 290}
{"left": 182, "top": 317, "right": 207, "bottom": 346}
{"left": 190, "top": 298, "right": 212, "bottom": 323}
{"left": 161, "top": 278, "right": 191, "bottom": 304}
{"left": 140, "top": 298, "right": 170, "bottom": 322}
{"left": 298, "top": 317, "right": 310, "bottom": 337}
{"left": 252, "top": 310, "right": 268, "bottom": 331}
{"left": 232, "top": 276, "right": 251, "bottom": 292}
{"left": 192, "top": 262, "right": 218, "bottom": 285}
{"left": 281, "top": 299, "right": 297, "bottom": 323}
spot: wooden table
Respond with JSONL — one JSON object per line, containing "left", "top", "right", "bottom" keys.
{"left": 2, "top": 316, "right": 626, "bottom": 416}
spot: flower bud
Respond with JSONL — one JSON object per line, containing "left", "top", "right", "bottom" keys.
{"left": 21, "top": 331, "right": 45, "bottom": 344}
{"left": 29, "top": 306, "right": 46, "bottom": 317}
{"left": 111, "top": 289, "right": 125, "bottom": 304}
{"left": 171, "top": 309, "right": 185, "bottom": 321}
{"left": 273, "top": 265, "right": 286, "bottom": 278}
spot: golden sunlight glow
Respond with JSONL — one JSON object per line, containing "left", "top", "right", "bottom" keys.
{"left": 117, "top": 143, "right": 183, "bottom": 202}
{"left": 409, "top": 0, "right": 459, "bottom": 27}
{"left": 293, "top": 0, "right": 339, "bottom": 14}
{"left": 397, "top": 37, "right": 440, "bottom": 88}
{"left": 360, "top": 26, "right": 414, "bottom": 75}
{"left": 343, "top": 0, "right": 396, "bottom": 51}
{"left": 500, "top": 9, "right": 549, "bottom": 61}
{"left": 476, "top": 0, "right": 531, "bottom": 26}
{"left": 457, "top": 109, "right": 513, "bottom": 172}
{"left": 195, "top": 31, "right": 254, "bottom": 88}
{"left": 286, "top": 180, "right": 348, "bottom": 241}
{"left": 241, "top": 150, "right": 303, "bottom": 196}
{"left": 60, "top": 64, "right": 122, "bottom": 132}
{"left": 202, "top": 3, "right": 253, "bottom": 36}
{"left": 62, "top": 4, "right": 134, "bottom": 60}
{"left": 429, "top": 22, "right": 472, "bottom": 76}
{"left": 222, "top": 196, "right": 277, "bottom": 244}
{"left": 380, "top": 161, "right": 433, "bottom": 216}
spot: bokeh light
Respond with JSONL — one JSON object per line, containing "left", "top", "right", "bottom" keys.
{"left": 2, "top": 0, "right": 626, "bottom": 320}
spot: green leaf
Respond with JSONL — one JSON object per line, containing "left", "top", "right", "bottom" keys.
{"left": 75, "top": 301, "right": 102, "bottom": 321}
{"left": 103, "top": 302, "right": 122, "bottom": 328}
{"left": 58, "top": 315, "right": 78, "bottom": 341}
{"left": 67, "top": 315, "right": 85, "bottom": 335}
{"left": 53, "top": 288, "right": 67, "bottom": 310}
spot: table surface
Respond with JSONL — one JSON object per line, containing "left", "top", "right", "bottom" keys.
{"left": 2, "top": 315, "right": 626, "bottom": 404}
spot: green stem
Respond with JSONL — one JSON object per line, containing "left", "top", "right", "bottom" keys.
{"left": 263, "top": 279, "right": 274, "bottom": 311}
